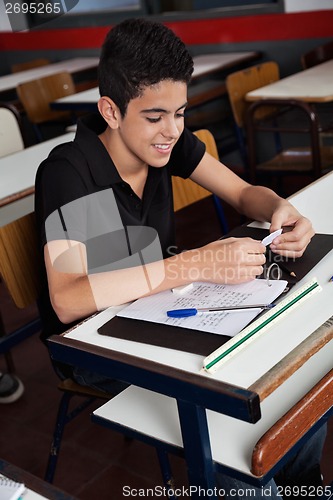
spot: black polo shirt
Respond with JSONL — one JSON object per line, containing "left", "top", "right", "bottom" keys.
{"left": 35, "top": 113, "right": 205, "bottom": 339}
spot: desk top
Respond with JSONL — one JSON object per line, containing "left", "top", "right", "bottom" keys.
{"left": 52, "top": 52, "right": 259, "bottom": 109}
{"left": 246, "top": 59, "right": 333, "bottom": 103}
{"left": 0, "top": 57, "right": 99, "bottom": 94}
{"left": 192, "top": 52, "right": 259, "bottom": 79}
{"left": 57, "top": 172, "right": 333, "bottom": 396}
{"left": 0, "top": 458, "right": 77, "bottom": 500}
{"left": 0, "top": 132, "right": 75, "bottom": 226}
{"left": 52, "top": 87, "right": 98, "bottom": 109}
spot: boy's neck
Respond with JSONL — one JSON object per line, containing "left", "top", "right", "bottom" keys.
{"left": 99, "top": 128, "right": 148, "bottom": 199}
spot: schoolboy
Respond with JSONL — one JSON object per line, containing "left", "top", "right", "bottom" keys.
{"left": 35, "top": 18, "right": 325, "bottom": 498}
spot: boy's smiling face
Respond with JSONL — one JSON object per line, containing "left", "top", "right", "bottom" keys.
{"left": 113, "top": 79, "right": 188, "bottom": 170}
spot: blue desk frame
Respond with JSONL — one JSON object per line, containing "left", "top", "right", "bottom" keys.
{"left": 48, "top": 335, "right": 332, "bottom": 498}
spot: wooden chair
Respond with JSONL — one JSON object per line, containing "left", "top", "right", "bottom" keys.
{"left": 301, "top": 40, "right": 333, "bottom": 69}
{"left": 172, "top": 129, "right": 228, "bottom": 234}
{"left": 16, "top": 71, "right": 76, "bottom": 141}
{"left": 226, "top": 61, "right": 280, "bottom": 170}
{"left": 0, "top": 213, "right": 117, "bottom": 483}
{"left": 226, "top": 62, "right": 333, "bottom": 187}
{"left": 0, "top": 102, "right": 27, "bottom": 373}
{"left": 0, "top": 213, "right": 179, "bottom": 487}
{"left": 0, "top": 213, "right": 42, "bottom": 374}
{"left": 11, "top": 58, "right": 50, "bottom": 73}
{"left": 246, "top": 98, "right": 333, "bottom": 185}
{"left": 0, "top": 102, "right": 26, "bottom": 157}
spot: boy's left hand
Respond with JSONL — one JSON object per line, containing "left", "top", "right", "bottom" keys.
{"left": 269, "top": 203, "right": 315, "bottom": 257}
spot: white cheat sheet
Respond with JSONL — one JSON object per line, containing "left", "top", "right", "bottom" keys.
{"left": 117, "top": 279, "right": 288, "bottom": 336}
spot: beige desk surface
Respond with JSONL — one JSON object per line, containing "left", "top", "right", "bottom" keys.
{"left": 0, "top": 132, "right": 75, "bottom": 226}
{"left": 246, "top": 59, "right": 333, "bottom": 103}
{"left": 0, "top": 57, "right": 99, "bottom": 94}
{"left": 192, "top": 52, "right": 259, "bottom": 79}
{"left": 53, "top": 52, "right": 259, "bottom": 107}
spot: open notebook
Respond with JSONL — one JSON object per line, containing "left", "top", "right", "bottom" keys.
{"left": 0, "top": 475, "right": 25, "bottom": 500}
{"left": 98, "top": 279, "right": 287, "bottom": 355}
{"left": 116, "top": 279, "right": 287, "bottom": 336}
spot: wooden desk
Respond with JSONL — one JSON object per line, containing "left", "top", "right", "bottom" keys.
{"left": 0, "top": 132, "right": 74, "bottom": 227}
{"left": 0, "top": 57, "right": 99, "bottom": 95}
{"left": 48, "top": 173, "right": 333, "bottom": 497}
{"left": 51, "top": 52, "right": 259, "bottom": 112}
{"left": 246, "top": 60, "right": 333, "bottom": 103}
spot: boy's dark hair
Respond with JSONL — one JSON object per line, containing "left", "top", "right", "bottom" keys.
{"left": 98, "top": 18, "right": 194, "bottom": 116}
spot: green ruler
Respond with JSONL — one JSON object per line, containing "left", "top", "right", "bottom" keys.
{"left": 203, "top": 277, "right": 322, "bottom": 374}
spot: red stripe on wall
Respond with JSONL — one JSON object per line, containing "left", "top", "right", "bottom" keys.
{"left": 1, "top": 10, "right": 333, "bottom": 51}
{"left": 169, "top": 10, "right": 333, "bottom": 45}
{"left": 0, "top": 26, "right": 109, "bottom": 51}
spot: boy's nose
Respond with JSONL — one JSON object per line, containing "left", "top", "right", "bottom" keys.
{"left": 162, "top": 119, "right": 181, "bottom": 139}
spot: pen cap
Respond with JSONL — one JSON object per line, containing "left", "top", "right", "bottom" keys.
{"left": 167, "top": 308, "right": 197, "bottom": 318}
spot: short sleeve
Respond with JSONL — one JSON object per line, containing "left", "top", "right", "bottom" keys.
{"left": 35, "top": 147, "right": 89, "bottom": 248}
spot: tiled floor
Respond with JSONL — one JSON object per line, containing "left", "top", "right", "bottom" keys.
{"left": 0, "top": 193, "right": 332, "bottom": 499}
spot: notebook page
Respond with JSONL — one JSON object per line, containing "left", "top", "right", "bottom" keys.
{"left": 0, "top": 474, "right": 25, "bottom": 500}
{"left": 117, "top": 279, "right": 287, "bottom": 336}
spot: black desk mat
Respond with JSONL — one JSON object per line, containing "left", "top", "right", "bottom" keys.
{"left": 224, "top": 228, "right": 333, "bottom": 283}
{"left": 98, "top": 316, "right": 230, "bottom": 356}
{"left": 98, "top": 230, "right": 333, "bottom": 355}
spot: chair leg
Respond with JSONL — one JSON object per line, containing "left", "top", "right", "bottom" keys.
{"left": 3, "top": 352, "right": 15, "bottom": 373}
{"left": 156, "top": 448, "right": 178, "bottom": 499}
{"left": 33, "top": 123, "right": 43, "bottom": 143}
{"left": 45, "top": 390, "right": 99, "bottom": 483}
{"left": 0, "top": 311, "right": 15, "bottom": 373}
{"left": 45, "top": 391, "right": 72, "bottom": 483}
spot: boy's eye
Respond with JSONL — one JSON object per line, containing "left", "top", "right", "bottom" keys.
{"left": 146, "top": 117, "right": 161, "bottom": 123}
{"left": 146, "top": 111, "right": 185, "bottom": 123}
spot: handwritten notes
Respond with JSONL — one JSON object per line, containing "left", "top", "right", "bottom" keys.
{"left": 117, "top": 280, "right": 287, "bottom": 337}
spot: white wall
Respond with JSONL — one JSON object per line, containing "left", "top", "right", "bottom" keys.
{"left": 0, "top": 1, "right": 13, "bottom": 31}
{"left": 285, "top": 0, "right": 333, "bottom": 13}
{"left": 0, "top": 1, "right": 32, "bottom": 31}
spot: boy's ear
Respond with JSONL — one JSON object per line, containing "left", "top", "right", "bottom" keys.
{"left": 98, "top": 96, "right": 120, "bottom": 128}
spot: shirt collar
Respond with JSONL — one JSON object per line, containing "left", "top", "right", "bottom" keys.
{"left": 74, "top": 113, "right": 123, "bottom": 187}
{"left": 74, "top": 113, "right": 166, "bottom": 196}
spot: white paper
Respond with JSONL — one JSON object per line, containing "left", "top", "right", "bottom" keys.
{"left": 0, "top": 474, "right": 25, "bottom": 500}
{"left": 117, "top": 279, "right": 288, "bottom": 337}
{"left": 261, "top": 228, "right": 283, "bottom": 246}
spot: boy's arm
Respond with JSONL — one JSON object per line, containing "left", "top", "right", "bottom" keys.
{"left": 44, "top": 235, "right": 266, "bottom": 324}
{"left": 189, "top": 151, "right": 314, "bottom": 257}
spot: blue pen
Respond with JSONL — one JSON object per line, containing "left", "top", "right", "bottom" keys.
{"left": 330, "top": 276, "right": 333, "bottom": 282}
{"left": 167, "top": 303, "right": 274, "bottom": 318}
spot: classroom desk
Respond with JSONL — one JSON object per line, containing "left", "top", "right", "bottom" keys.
{"left": 0, "top": 132, "right": 75, "bottom": 227}
{"left": 246, "top": 59, "right": 333, "bottom": 103}
{"left": 48, "top": 172, "right": 333, "bottom": 497}
{"left": 0, "top": 458, "right": 77, "bottom": 500}
{"left": 51, "top": 52, "right": 259, "bottom": 112}
{"left": 192, "top": 52, "right": 260, "bottom": 80}
{"left": 0, "top": 57, "right": 99, "bottom": 95}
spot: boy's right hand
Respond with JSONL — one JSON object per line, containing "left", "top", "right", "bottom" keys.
{"left": 193, "top": 237, "right": 266, "bottom": 284}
